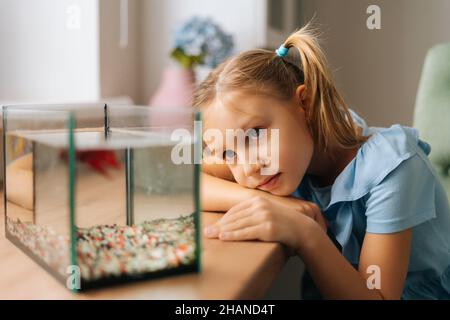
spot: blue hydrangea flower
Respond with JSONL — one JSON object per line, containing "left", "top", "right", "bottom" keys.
{"left": 172, "top": 16, "right": 234, "bottom": 68}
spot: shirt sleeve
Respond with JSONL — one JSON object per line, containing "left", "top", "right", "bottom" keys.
{"left": 364, "top": 154, "right": 437, "bottom": 234}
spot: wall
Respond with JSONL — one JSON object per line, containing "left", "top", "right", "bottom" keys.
{"left": 0, "top": 0, "right": 100, "bottom": 102}
{"left": 99, "top": 0, "right": 139, "bottom": 102}
{"left": 3, "top": 0, "right": 449, "bottom": 123}
{"left": 0, "top": 0, "right": 140, "bottom": 104}
{"left": 137, "top": 0, "right": 450, "bottom": 125}
{"left": 299, "top": 0, "right": 450, "bottom": 126}
{"left": 137, "top": 0, "right": 267, "bottom": 104}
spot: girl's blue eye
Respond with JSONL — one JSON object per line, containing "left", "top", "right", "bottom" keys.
{"left": 247, "top": 128, "right": 263, "bottom": 139}
{"left": 223, "top": 149, "right": 236, "bottom": 160}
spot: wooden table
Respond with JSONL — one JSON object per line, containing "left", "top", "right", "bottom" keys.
{"left": 0, "top": 191, "right": 288, "bottom": 299}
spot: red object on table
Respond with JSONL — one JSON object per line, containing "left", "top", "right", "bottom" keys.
{"left": 59, "top": 150, "right": 122, "bottom": 177}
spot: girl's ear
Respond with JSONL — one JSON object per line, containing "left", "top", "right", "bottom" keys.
{"left": 295, "top": 84, "right": 309, "bottom": 113}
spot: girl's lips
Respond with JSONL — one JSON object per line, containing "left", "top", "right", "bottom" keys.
{"left": 257, "top": 173, "right": 281, "bottom": 191}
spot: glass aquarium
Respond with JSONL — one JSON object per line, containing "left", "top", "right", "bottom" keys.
{"left": 2, "top": 103, "right": 201, "bottom": 291}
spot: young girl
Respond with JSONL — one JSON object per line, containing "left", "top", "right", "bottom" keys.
{"left": 194, "top": 24, "right": 450, "bottom": 300}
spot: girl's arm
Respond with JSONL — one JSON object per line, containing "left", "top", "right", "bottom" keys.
{"left": 299, "top": 225, "right": 412, "bottom": 299}
{"left": 205, "top": 195, "right": 412, "bottom": 299}
{"left": 201, "top": 161, "right": 327, "bottom": 231}
{"left": 201, "top": 159, "right": 255, "bottom": 212}
{"left": 201, "top": 172, "right": 257, "bottom": 212}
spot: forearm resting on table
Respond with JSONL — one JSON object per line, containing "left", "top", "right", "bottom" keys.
{"left": 201, "top": 160, "right": 258, "bottom": 212}
{"left": 201, "top": 172, "right": 257, "bottom": 212}
{"left": 201, "top": 161, "right": 301, "bottom": 213}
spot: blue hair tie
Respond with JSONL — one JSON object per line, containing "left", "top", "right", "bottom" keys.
{"left": 275, "top": 45, "right": 289, "bottom": 57}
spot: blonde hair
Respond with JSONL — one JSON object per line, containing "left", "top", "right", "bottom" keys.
{"left": 193, "top": 22, "right": 367, "bottom": 152}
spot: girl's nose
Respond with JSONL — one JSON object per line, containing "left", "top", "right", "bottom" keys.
{"left": 243, "top": 160, "right": 263, "bottom": 177}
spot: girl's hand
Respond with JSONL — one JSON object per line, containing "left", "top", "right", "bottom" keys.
{"left": 256, "top": 192, "right": 328, "bottom": 231}
{"left": 204, "top": 195, "right": 327, "bottom": 252}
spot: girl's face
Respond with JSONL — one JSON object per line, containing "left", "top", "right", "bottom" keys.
{"left": 203, "top": 90, "right": 314, "bottom": 196}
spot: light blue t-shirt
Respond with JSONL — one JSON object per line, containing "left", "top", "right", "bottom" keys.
{"left": 293, "top": 111, "right": 450, "bottom": 300}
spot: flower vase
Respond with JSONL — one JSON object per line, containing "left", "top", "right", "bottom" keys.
{"left": 149, "top": 66, "right": 195, "bottom": 108}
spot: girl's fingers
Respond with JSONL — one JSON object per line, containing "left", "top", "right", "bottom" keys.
{"left": 217, "top": 214, "right": 259, "bottom": 233}
{"left": 304, "top": 204, "right": 327, "bottom": 232}
{"left": 220, "top": 205, "right": 254, "bottom": 224}
{"left": 224, "top": 197, "right": 253, "bottom": 217}
{"left": 204, "top": 225, "right": 219, "bottom": 238}
{"left": 218, "top": 225, "right": 263, "bottom": 241}
{"left": 299, "top": 203, "right": 327, "bottom": 232}
{"left": 204, "top": 207, "right": 255, "bottom": 238}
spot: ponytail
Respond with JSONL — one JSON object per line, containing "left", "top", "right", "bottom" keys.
{"left": 282, "top": 23, "right": 367, "bottom": 151}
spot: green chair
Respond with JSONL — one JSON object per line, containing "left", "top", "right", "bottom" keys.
{"left": 414, "top": 43, "right": 450, "bottom": 198}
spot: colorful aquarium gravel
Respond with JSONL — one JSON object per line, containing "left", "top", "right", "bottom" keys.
{"left": 6, "top": 217, "right": 70, "bottom": 276}
{"left": 6, "top": 214, "right": 196, "bottom": 282}
{"left": 77, "top": 215, "right": 196, "bottom": 280}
